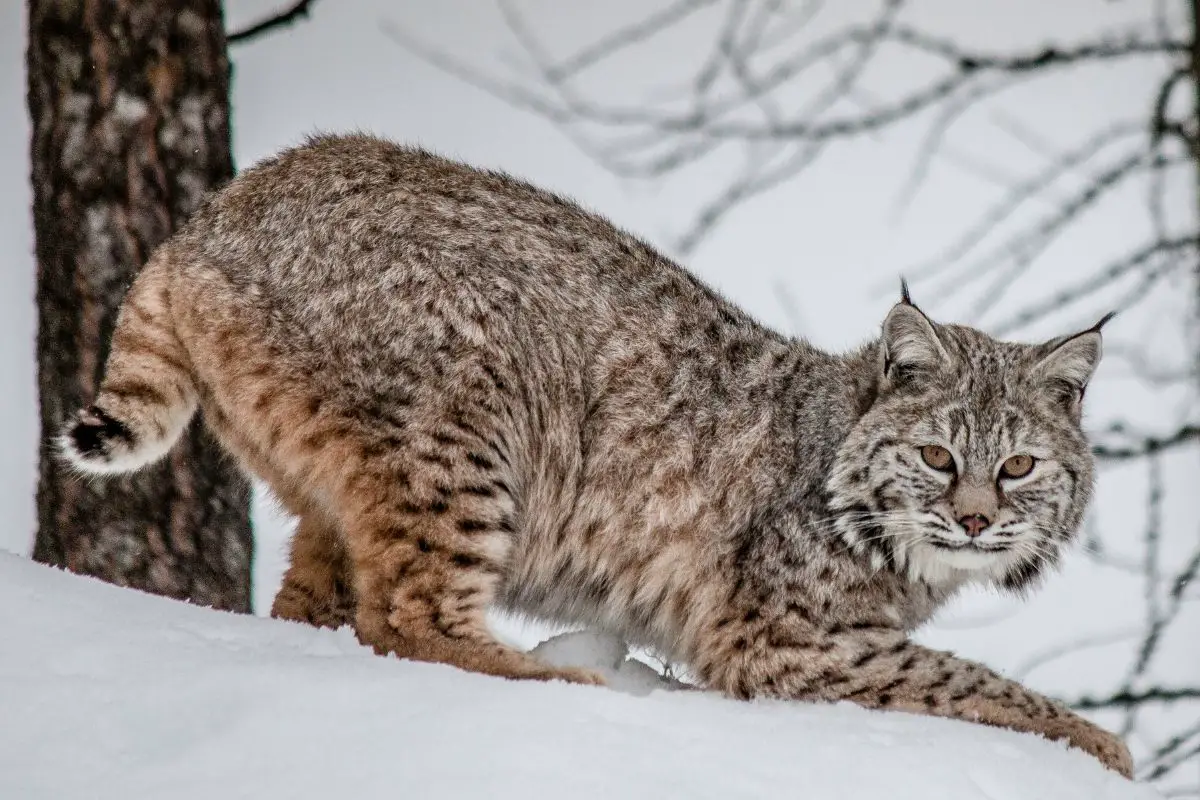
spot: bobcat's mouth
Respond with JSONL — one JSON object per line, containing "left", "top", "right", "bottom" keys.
{"left": 926, "top": 538, "right": 970, "bottom": 551}
{"left": 914, "top": 533, "right": 1022, "bottom": 578}
{"left": 925, "top": 538, "right": 1010, "bottom": 552}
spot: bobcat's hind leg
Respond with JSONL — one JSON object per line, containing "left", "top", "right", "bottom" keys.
{"left": 271, "top": 510, "right": 356, "bottom": 630}
{"left": 331, "top": 432, "right": 604, "bottom": 686}
{"left": 204, "top": 409, "right": 356, "bottom": 631}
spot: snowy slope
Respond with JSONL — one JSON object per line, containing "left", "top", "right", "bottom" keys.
{"left": 0, "top": 553, "right": 1157, "bottom": 800}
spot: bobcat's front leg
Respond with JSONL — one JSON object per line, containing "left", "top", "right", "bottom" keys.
{"left": 696, "top": 618, "right": 1133, "bottom": 778}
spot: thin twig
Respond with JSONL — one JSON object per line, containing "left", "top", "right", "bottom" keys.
{"left": 1012, "top": 628, "right": 1140, "bottom": 681}
{"left": 1068, "top": 686, "right": 1200, "bottom": 710}
{"left": 892, "top": 122, "right": 1142, "bottom": 289}
{"left": 991, "top": 235, "right": 1195, "bottom": 335}
{"left": 1140, "top": 721, "right": 1200, "bottom": 781}
{"left": 228, "top": 0, "right": 318, "bottom": 44}
{"left": 1093, "top": 424, "right": 1200, "bottom": 460}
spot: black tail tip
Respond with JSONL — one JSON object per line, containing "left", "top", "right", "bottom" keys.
{"left": 66, "top": 406, "right": 135, "bottom": 461}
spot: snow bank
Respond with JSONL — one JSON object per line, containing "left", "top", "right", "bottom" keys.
{"left": 0, "top": 553, "right": 1156, "bottom": 799}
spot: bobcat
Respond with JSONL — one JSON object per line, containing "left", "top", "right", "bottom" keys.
{"left": 63, "top": 134, "right": 1131, "bottom": 777}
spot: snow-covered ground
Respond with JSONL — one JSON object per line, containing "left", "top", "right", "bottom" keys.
{"left": 0, "top": 553, "right": 1156, "bottom": 799}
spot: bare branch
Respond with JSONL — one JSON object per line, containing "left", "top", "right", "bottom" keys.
{"left": 894, "top": 122, "right": 1142, "bottom": 287}
{"left": 1012, "top": 628, "right": 1140, "bottom": 681}
{"left": 939, "top": 149, "right": 1160, "bottom": 311}
{"left": 545, "top": 0, "right": 723, "bottom": 81}
{"left": 670, "top": 1, "right": 908, "bottom": 250}
{"left": 1068, "top": 686, "right": 1200, "bottom": 710}
{"left": 674, "top": 143, "right": 825, "bottom": 253}
{"left": 536, "top": 31, "right": 1185, "bottom": 141}
{"left": 1093, "top": 424, "right": 1200, "bottom": 460}
{"left": 890, "top": 73, "right": 1010, "bottom": 212}
{"left": 378, "top": 20, "right": 579, "bottom": 124}
{"left": 228, "top": 0, "right": 318, "bottom": 45}
{"left": 1128, "top": 454, "right": 1166, "bottom": 680}
{"left": 773, "top": 278, "right": 806, "bottom": 336}
{"left": 1140, "top": 721, "right": 1200, "bottom": 782}
{"left": 1104, "top": 342, "right": 1199, "bottom": 386}
{"left": 990, "top": 235, "right": 1195, "bottom": 335}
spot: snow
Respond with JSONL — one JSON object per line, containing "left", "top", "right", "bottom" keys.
{"left": 0, "top": 552, "right": 1158, "bottom": 800}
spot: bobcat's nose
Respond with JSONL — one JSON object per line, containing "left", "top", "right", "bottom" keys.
{"left": 958, "top": 514, "right": 991, "bottom": 538}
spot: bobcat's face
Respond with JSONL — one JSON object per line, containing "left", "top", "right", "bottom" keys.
{"left": 827, "top": 300, "right": 1105, "bottom": 592}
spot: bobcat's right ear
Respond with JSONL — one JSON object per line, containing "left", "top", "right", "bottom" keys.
{"left": 880, "top": 286, "right": 948, "bottom": 387}
{"left": 1030, "top": 311, "right": 1111, "bottom": 418}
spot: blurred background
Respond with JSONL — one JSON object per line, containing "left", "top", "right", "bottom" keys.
{"left": 2, "top": 1, "right": 1197, "bottom": 793}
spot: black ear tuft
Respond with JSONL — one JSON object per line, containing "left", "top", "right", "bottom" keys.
{"left": 900, "top": 277, "right": 913, "bottom": 306}
{"left": 1088, "top": 310, "right": 1117, "bottom": 333}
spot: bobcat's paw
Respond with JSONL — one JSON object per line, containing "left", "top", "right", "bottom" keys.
{"left": 543, "top": 665, "right": 608, "bottom": 687}
{"left": 271, "top": 582, "right": 356, "bottom": 630}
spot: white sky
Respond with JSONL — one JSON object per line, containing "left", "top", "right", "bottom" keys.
{"left": 0, "top": 1, "right": 1196, "bottom": 774}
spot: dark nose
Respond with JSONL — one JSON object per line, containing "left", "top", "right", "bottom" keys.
{"left": 958, "top": 514, "right": 991, "bottom": 537}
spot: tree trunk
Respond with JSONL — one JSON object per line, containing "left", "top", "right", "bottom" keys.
{"left": 28, "top": 0, "right": 253, "bottom": 611}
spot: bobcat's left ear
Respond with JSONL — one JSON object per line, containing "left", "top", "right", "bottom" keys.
{"left": 1033, "top": 312, "right": 1113, "bottom": 412}
{"left": 879, "top": 280, "right": 949, "bottom": 391}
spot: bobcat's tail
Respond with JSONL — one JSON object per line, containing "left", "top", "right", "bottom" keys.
{"left": 59, "top": 254, "right": 199, "bottom": 475}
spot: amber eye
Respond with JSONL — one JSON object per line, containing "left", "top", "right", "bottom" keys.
{"left": 920, "top": 445, "right": 954, "bottom": 472}
{"left": 1000, "top": 454, "right": 1035, "bottom": 480}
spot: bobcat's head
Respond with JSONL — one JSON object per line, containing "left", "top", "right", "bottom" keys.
{"left": 828, "top": 285, "right": 1108, "bottom": 592}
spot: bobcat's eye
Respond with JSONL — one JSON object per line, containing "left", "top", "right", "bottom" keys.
{"left": 1000, "top": 454, "right": 1035, "bottom": 480}
{"left": 920, "top": 445, "right": 954, "bottom": 472}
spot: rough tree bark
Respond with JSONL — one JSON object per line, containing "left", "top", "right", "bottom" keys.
{"left": 28, "top": 0, "right": 253, "bottom": 611}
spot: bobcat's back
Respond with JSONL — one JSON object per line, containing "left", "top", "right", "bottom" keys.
{"left": 180, "top": 134, "right": 755, "bottom": 371}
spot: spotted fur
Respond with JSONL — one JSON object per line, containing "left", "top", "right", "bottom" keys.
{"left": 60, "top": 134, "right": 1129, "bottom": 777}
